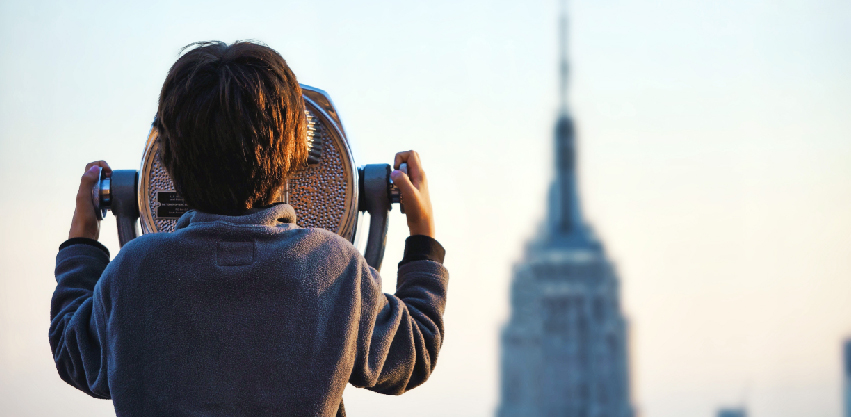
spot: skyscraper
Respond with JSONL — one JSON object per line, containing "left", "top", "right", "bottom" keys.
{"left": 496, "top": 2, "right": 634, "bottom": 417}
{"left": 844, "top": 339, "right": 851, "bottom": 417}
{"left": 718, "top": 409, "right": 747, "bottom": 417}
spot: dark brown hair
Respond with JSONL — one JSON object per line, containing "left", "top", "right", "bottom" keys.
{"left": 155, "top": 41, "right": 307, "bottom": 215}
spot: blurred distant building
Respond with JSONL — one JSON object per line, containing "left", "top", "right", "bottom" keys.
{"left": 845, "top": 339, "right": 851, "bottom": 417}
{"left": 496, "top": 2, "right": 633, "bottom": 417}
{"left": 718, "top": 408, "right": 746, "bottom": 417}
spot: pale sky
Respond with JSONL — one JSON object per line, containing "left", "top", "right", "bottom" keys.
{"left": 1, "top": 1, "right": 850, "bottom": 416}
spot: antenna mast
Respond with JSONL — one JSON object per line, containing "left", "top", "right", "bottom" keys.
{"left": 558, "top": 0, "right": 569, "bottom": 114}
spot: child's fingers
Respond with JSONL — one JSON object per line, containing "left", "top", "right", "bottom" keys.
{"left": 393, "top": 150, "right": 425, "bottom": 186}
{"left": 393, "top": 151, "right": 411, "bottom": 170}
{"left": 390, "top": 169, "right": 418, "bottom": 204}
{"left": 84, "top": 161, "right": 112, "bottom": 176}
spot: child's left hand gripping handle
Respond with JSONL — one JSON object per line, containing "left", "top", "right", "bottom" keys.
{"left": 69, "top": 161, "right": 112, "bottom": 240}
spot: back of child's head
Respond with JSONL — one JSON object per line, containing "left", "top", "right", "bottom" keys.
{"left": 155, "top": 41, "right": 307, "bottom": 215}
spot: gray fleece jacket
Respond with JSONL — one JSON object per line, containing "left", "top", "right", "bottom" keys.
{"left": 50, "top": 203, "right": 448, "bottom": 417}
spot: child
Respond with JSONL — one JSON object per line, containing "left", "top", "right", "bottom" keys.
{"left": 50, "top": 41, "right": 448, "bottom": 417}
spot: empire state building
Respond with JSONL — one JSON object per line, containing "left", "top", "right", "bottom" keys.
{"left": 497, "top": 2, "right": 634, "bottom": 417}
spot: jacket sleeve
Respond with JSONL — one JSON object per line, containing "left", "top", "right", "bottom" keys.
{"left": 348, "top": 259, "right": 449, "bottom": 395}
{"left": 49, "top": 242, "right": 112, "bottom": 399}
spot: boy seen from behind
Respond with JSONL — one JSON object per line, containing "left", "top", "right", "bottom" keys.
{"left": 50, "top": 41, "right": 448, "bottom": 417}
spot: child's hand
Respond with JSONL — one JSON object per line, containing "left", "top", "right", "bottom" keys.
{"left": 69, "top": 161, "right": 112, "bottom": 240}
{"left": 390, "top": 150, "right": 435, "bottom": 239}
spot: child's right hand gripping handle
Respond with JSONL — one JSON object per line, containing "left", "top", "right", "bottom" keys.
{"left": 390, "top": 150, "right": 435, "bottom": 239}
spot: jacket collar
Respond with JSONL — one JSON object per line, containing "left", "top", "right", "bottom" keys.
{"left": 174, "top": 203, "right": 297, "bottom": 230}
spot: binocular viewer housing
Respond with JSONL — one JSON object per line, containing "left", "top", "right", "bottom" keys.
{"left": 92, "top": 85, "right": 403, "bottom": 271}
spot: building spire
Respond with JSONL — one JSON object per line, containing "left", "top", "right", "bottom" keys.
{"left": 558, "top": 0, "right": 569, "bottom": 115}
{"left": 548, "top": 0, "right": 586, "bottom": 240}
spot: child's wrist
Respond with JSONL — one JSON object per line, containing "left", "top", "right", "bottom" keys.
{"left": 408, "top": 223, "right": 435, "bottom": 239}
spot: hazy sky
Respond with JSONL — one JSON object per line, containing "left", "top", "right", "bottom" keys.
{"left": 1, "top": 1, "right": 850, "bottom": 416}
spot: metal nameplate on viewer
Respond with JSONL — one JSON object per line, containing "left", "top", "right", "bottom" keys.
{"left": 156, "top": 191, "right": 189, "bottom": 219}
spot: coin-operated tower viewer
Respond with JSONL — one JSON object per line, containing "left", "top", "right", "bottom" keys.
{"left": 497, "top": 2, "right": 634, "bottom": 417}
